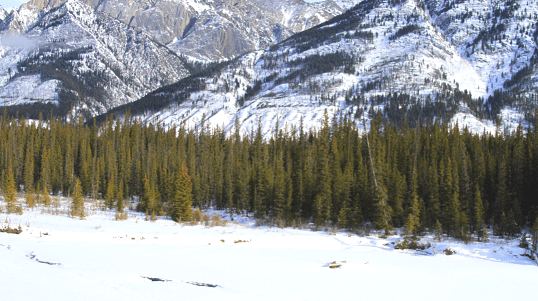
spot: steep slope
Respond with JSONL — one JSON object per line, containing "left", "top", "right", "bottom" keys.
{"left": 0, "top": 0, "right": 190, "bottom": 119}
{"left": 0, "top": 6, "right": 7, "bottom": 20}
{"left": 15, "top": 0, "right": 348, "bottom": 62}
{"left": 97, "top": 0, "right": 492, "bottom": 135}
{"left": 426, "top": 0, "right": 538, "bottom": 95}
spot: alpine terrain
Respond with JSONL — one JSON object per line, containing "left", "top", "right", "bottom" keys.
{"left": 0, "top": 0, "right": 537, "bottom": 133}
{"left": 95, "top": 0, "right": 538, "bottom": 135}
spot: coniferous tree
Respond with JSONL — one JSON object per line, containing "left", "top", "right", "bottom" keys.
{"left": 0, "top": 101, "right": 537, "bottom": 241}
{"left": 273, "top": 150, "right": 288, "bottom": 220}
{"left": 71, "top": 178, "right": 85, "bottom": 219}
{"left": 26, "top": 187, "right": 36, "bottom": 209}
{"left": 506, "top": 209, "right": 519, "bottom": 238}
{"left": 141, "top": 176, "right": 157, "bottom": 220}
{"left": 105, "top": 176, "right": 116, "bottom": 210}
{"left": 23, "top": 141, "right": 34, "bottom": 192}
{"left": 389, "top": 169, "right": 405, "bottom": 227}
{"left": 433, "top": 219, "right": 443, "bottom": 241}
{"left": 4, "top": 166, "right": 17, "bottom": 214}
{"left": 493, "top": 155, "right": 508, "bottom": 236}
{"left": 337, "top": 161, "right": 354, "bottom": 229}
{"left": 532, "top": 216, "right": 538, "bottom": 252}
{"left": 116, "top": 179, "right": 124, "bottom": 213}
{"left": 373, "top": 183, "right": 392, "bottom": 232}
{"left": 38, "top": 186, "right": 52, "bottom": 206}
{"left": 447, "top": 158, "right": 462, "bottom": 237}
{"left": 223, "top": 141, "right": 234, "bottom": 212}
{"left": 79, "top": 141, "right": 92, "bottom": 195}
{"left": 427, "top": 161, "right": 440, "bottom": 229}
{"left": 404, "top": 188, "right": 421, "bottom": 235}
{"left": 473, "top": 184, "right": 488, "bottom": 241}
{"left": 172, "top": 166, "right": 193, "bottom": 222}
{"left": 40, "top": 147, "right": 51, "bottom": 193}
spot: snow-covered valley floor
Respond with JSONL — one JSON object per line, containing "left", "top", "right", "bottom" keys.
{"left": 1, "top": 199, "right": 537, "bottom": 300}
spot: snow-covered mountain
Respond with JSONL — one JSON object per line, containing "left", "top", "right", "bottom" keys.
{"left": 0, "top": 6, "right": 7, "bottom": 20}
{"left": 426, "top": 0, "right": 538, "bottom": 96}
{"left": 2, "top": 0, "right": 538, "bottom": 134}
{"left": 95, "top": 0, "right": 538, "bottom": 135}
{"left": 0, "top": 0, "right": 190, "bottom": 118}
{"left": 0, "top": 0, "right": 349, "bottom": 119}
{"left": 10, "top": 0, "right": 349, "bottom": 62}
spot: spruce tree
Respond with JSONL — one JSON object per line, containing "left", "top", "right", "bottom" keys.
{"left": 26, "top": 187, "right": 36, "bottom": 209}
{"left": 389, "top": 169, "right": 405, "bottom": 227}
{"left": 172, "top": 166, "right": 193, "bottom": 222}
{"left": 42, "top": 184, "right": 51, "bottom": 207}
{"left": 273, "top": 151, "right": 287, "bottom": 220}
{"left": 115, "top": 179, "right": 127, "bottom": 220}
{"left": 506, "top": 209, "right": 519, "bottom": 238}
{"left": 23, "top": 142, "right": 34, "bottom": 192}
{"left": 433, "top": 219, "right": 443, "bottom": 242}
{"left": 473, "top": 184, "right": 488, "bottom": 241}
{"left": 4, "top": 166, "right": 17, "bottom": 214}
{"left": 116, "top": 179, "right": 124, "bottom": 213}
{"left": 532, "top": 216, "right": 538, "bottom": 252}
{"left": 493, "top": 156, "right": 508, "bottom": 236}
{"left": 427, "top": 161, "right": 440, "bottom": 228}
{"left": 314, "top": 151, "right": 332, "bottom": 225}
{"left": 457, "top": 211, "right": 470, "bottom": 242}
{"left": 71, "top": 178, "right": 85, "bottom": 219}
{"left": 105, "top": 176, "right": 115, "bottom": 210}
{"left": 40, "top": 147, "right": 51, "bottom": 192}
{"left": 141, "top": 176, "right": 157, "bottom": 220}
{"left": 404, "top": 190, "right": 420, "bottom": 235}
{"left": 373, "top": 183, "right": 392, "bottom": 232}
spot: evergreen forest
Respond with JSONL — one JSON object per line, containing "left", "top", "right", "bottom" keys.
{"left": 1, "top": 109, "right": 538, "bottom": 242}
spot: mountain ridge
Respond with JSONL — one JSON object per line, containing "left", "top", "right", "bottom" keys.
{"left": 1, "top": 0, "right": 538, "bottom": 135}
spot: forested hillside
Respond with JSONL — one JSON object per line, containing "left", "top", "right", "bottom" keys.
{"left": 2, "top": 110, "right": 538, "bottom": 241}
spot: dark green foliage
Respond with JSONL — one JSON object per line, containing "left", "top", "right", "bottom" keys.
{"left": 172, "top": 166, "right": 193, "bottom": 222}
{"left": 388, "top": 24, "right": 422, "bottom": 41}
{"left": 3, "top": 166, "right": 17, "bottom": 214}
{"left": 532, "top": 216, "right": 538, "bottom": 252}
{"left": 473, "top": 184, "right": 488, "bottom": 241}
{"left": 0, "top": 108, "right": 536, "bottom": 242}
{"left": 71, "top": 178, "right": 85, "bottom": 219}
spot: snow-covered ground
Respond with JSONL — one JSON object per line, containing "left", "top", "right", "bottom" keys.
{"left": 1, "top": 198, "right": 537, "bottom": 300}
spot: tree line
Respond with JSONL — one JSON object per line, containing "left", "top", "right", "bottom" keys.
{"left": 1, "top": 110, "right": 538, "bottom": 241}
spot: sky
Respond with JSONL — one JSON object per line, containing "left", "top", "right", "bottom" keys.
{"left": 1, "top": 0, "right": 26, "bottom": 10}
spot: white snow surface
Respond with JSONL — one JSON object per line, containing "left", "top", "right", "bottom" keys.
{"left": 1, "top": 199, "right": 537, "bottom": 301}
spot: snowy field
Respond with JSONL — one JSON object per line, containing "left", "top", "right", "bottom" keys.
{"left": 1, "top": 198, "right": 537, "bottom": 301}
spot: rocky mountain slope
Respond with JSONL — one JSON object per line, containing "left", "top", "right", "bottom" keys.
{"left": 0, "top": 0, "right": 350, "bottom": 119}
{"left": 0, "top": 0, "right": 190, "bottom": 119}
{"left": 1, "top": 0, "right": 537, "bottom": 134}
{"left": 0, "top": 6, "right": 7, "bottom": 20}
{"left": 7, "top": 0, "right": 349, "bottom": 62}
{"left": 95, "top": 0, "right": 538, "bottom": 136}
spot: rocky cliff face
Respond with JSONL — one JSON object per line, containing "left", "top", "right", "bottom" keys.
{"left": 2, "top": 0, "right": 537, "bottom": 135}
{"left": 13, "top": 0, "right": 348, "bottom": 61}
{"left": 0, "top": 6, "right": 7, "bottom": 20}
{"left": 425, "top": 0, "right": 538, "bottom": 96}
{"left": 95, "top": 0, "right": 538, "bottom": 136}
{"left": 0, "top": 0, "right": 190, "bottom": 119}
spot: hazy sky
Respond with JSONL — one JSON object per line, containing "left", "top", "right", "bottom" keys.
{"left": 1, "top": 0, "right": 26, "bottom": 10}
